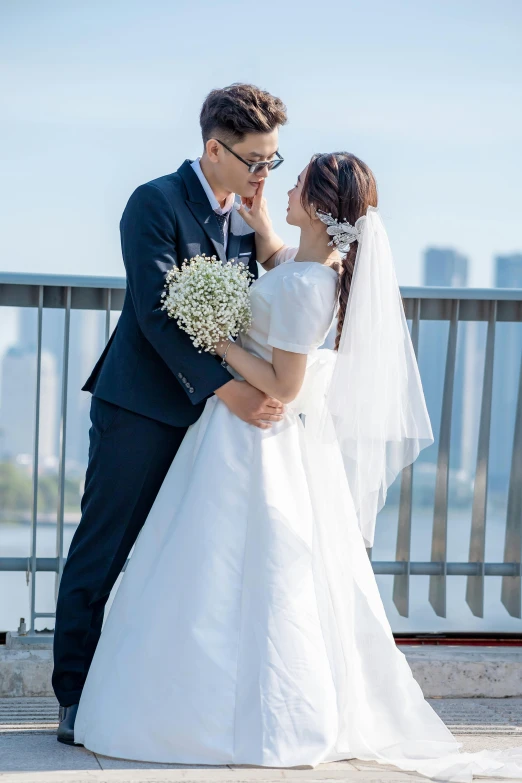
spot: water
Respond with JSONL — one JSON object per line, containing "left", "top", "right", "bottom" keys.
{"left": 0, "top": 521, "right": 127, "bottom": 634}
{"left": 2, "top": 504, "right": 521, "bottom": 634}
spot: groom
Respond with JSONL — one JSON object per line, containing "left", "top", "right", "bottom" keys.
{"left": 52, "top": 83, "right": 288, "bottom": 744}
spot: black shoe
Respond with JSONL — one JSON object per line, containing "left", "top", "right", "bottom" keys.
{"left": 57, "top": 703, "right": 83, "bottom": 746}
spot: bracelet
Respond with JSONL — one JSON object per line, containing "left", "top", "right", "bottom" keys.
{"left": 220, "top": 339, "right": 232, "bottom": 368}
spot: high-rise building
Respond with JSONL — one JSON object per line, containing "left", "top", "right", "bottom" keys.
{"left": 0, "top": 346, "right": 58, "bottom": 463}
{"left": 418, "top": 248, "right": 469, "bottom": 470}
{"left": 495, "top": 254, "right": 522, "bottom": 288}
{"left": 423, "top": 248, "right": 468, "bottom": 288}
{"left": 1, "top": 307, "right": 104, "bottom": 470}
{"left": 18, "top": 307, "right": 64, "bottom": 359}
{"left": 490, "top": 254, "right": 522, "bottom": 491}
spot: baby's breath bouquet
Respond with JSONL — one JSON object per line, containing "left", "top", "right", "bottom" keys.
{"left": 160, "top": 254, "right": 253, "bottom": 353}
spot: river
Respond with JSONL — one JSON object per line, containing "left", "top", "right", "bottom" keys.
{"left": 1, "top": 506, "right": 521, "bottom": 634}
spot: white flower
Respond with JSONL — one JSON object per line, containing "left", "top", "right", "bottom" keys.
{"left": 160, "top": 255, "right": 254, "bottom": 354}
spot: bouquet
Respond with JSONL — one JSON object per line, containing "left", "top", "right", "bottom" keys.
{"left": 160, "top": 254, "right": 253, "bottom": 353}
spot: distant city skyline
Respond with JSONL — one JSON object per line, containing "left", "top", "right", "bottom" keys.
{"left": 413, "top": 249, "right": 522, "bottom": 499}
{"left": 418, "top": 248, "right": 470, "bottom": 474}
{"left": 0, "top": 308, "right": 105, "bottom": 470}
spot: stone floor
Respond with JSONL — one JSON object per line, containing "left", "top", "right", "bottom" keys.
{"left": 1, "top": 698, "right": 522, "bottom": 782}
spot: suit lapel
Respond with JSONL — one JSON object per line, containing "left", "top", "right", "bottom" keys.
{"left": 185, "top": 201, "right": 226, "bottom": 262}
{"left": 178, "top": 160, "right": 226, "bottom": 262}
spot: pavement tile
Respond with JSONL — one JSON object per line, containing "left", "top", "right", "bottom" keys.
{"left": 2, "top": 698, "right": 522, "bottom": 782}
{"left": 94, "top": 755, "right": 229, "bottom": 770}
{"left": 0, "top": 772, "right": 430, "bottom": 783}
{"left": 451, "top": 734, "right": 522, "bottom": 753}
{"left": 0, "top": 732, "right": 100, "bottom": 772}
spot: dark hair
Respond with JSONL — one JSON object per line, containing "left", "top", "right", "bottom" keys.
{"left": 199, "top": 83, "right": 288, "bottom": 146}
{"left": 300, "top": 153, "right": 378, "bottom": 350}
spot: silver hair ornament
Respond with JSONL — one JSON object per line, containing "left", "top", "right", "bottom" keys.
{"left": 315, "top": 209, "right": 367, "bottom": 257}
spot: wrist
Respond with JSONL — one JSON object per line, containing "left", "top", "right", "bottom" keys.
{"left": 214, "top": 338, "right": 229, "bottom": 357}
{"left": 214, "top": 378, "right": 237, "bottom": 401}
{"left": 256, "top": 224, "right": 275, "bottom": 242}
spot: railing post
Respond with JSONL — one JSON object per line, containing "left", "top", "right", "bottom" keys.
{"left": 55, "top": 287, "right": 72, "bottom": 599}
{"left": 466, "top": 300, "right": 496, "bottom": 617}
{"left": 393, "top": 298, "right": 421, "bottom": 617}
{"left": 105, "top": 288, "right": 112, "bottom": 344}
{"left": 29, "top": 286, "right": 44, "bottom": 634}
{"left": 501, "top": 350, "right": 522, "bottom": 618}
{"left": 429, "top": 299, "right": 460, "bottom": 617}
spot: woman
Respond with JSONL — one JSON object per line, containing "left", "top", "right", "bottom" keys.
{"left": 74, "top": 153, "right": 522, "bottom": 780}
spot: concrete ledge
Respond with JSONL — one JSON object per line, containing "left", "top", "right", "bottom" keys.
{"left": 0, "top": 649, "right": 53, "bottom": 697}
{"left": 4, "top": 632, "right": 54, "bottom": 650}
{"left": 403, "top": 644, "right": 522, "bottom": 698}
{"left": 1, "top": 637, "right": 522, "bottom": 698}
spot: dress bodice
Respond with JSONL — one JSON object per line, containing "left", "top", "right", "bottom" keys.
{"left": 236, "top": 248, "right": 339, "bottom": 371}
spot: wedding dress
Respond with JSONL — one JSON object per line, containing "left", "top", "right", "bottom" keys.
{"left": 74, "top": 250, "right": 522, "bottom": 781}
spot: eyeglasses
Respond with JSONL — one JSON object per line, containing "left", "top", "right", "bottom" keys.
{"left": 215, "top": 138, "right": 284, "bottom": 174}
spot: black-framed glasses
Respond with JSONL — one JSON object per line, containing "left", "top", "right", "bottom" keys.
{"left": 215, "top": 138, "right": 284, "bottom": 174}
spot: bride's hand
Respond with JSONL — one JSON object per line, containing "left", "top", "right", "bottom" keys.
{"left": 237, "top": 179, "right": 273, "bottom": 238}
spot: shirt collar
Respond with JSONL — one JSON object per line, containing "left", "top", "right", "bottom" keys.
{"left": 191, "top": 158, "right": 236, "bottom": 215}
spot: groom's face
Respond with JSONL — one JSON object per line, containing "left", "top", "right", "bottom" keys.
{"left": 206, "top": 129, "right": 280, "bottom": 199}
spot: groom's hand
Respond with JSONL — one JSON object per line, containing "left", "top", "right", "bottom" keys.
{"left": 215, "top": 380, "right": 284, "bottom": 429}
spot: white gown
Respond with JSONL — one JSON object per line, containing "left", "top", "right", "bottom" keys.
{"left": 74, "top": 252, "right": 522, "bottom": 782}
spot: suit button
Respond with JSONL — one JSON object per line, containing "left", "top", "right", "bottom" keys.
{"left": 189, "top": 388, "right": 194, "bottom": 393}
{"left": 178, "top": 372, "right": 182, "bottom": 378}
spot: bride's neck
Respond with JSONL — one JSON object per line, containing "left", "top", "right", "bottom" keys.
{"left": 294, "top": 225, "right": 340, "bottom": 266}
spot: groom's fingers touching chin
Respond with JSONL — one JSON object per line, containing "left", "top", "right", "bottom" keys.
{"left": 254, "top": 179, "right": 265, "bottom": 203}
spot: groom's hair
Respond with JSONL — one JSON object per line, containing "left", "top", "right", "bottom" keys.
{"left": 200, "top": 83, "right": 287, "bottom": 146}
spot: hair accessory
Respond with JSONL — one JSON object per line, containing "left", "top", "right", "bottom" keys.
{"left": 315, "top": 209, "right": 367, "bottom": 257}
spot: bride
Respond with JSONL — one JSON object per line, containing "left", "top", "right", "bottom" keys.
{"left": 74, "top": 152, "right": 522, "bottom": 781}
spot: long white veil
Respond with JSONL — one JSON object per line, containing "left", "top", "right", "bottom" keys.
{"left": 321, "top": 205, "right": 434, "bottom": 548}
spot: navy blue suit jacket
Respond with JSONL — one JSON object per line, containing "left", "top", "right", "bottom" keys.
{"left": 82, "top": 160, "right": 259, "bottom": 427}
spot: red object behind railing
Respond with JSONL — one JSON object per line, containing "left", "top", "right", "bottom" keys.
{"left": 395, "top": 632, "right": 522, "bottom": 646}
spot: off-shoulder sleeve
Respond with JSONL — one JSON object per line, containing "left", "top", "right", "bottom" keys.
{"left": 272, "top": 246, "right": 298, "bottom": 267}
{"left": 267, "top": 271, "right": 337, "bottom": 354}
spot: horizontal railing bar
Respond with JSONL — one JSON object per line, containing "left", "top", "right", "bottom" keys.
{"left": 403, "top": 286, "right": 522, "bottom": 301}
{"left": 1, "top": 273, "right": 522, "bottom": 301}
{"left": 375, "top": 562, "right": 522, "bottom": 576}
{"left": 0, "top": 272, "right": 126, "bottom": 289}
{"left": 1, "top": 557, "right": 520, "bottom": 577}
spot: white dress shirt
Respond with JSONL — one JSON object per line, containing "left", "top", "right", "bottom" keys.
{"left": 191, "top": 158, "right": 237, "bottom": 252}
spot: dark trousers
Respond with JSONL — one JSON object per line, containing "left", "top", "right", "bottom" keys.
{"left": 52, "top": 396, "right": 188, "bottom": 707}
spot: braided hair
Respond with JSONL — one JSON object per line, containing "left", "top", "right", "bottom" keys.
{"left": 300, "top": 153, "right": 378, "bottom": 350}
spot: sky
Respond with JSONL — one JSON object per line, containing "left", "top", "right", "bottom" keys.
{"left": 1, "top": 0, "right": 521, "bottom": 303}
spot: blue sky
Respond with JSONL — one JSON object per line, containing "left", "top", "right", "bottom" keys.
{"left": 1, "top": 0, "right": 521, "bottom": 294}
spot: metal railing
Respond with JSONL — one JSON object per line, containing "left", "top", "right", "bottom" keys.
{"left": 0, "top": 273, "right": 521, "bottom": 638}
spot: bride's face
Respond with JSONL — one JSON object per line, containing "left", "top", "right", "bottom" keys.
{"left": 286, "top": 166, "right": 310, "bottom": 227}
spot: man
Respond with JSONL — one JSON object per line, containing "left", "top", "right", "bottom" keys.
{"left": 53, "top": 83, "right": 288, "bottom": 744}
